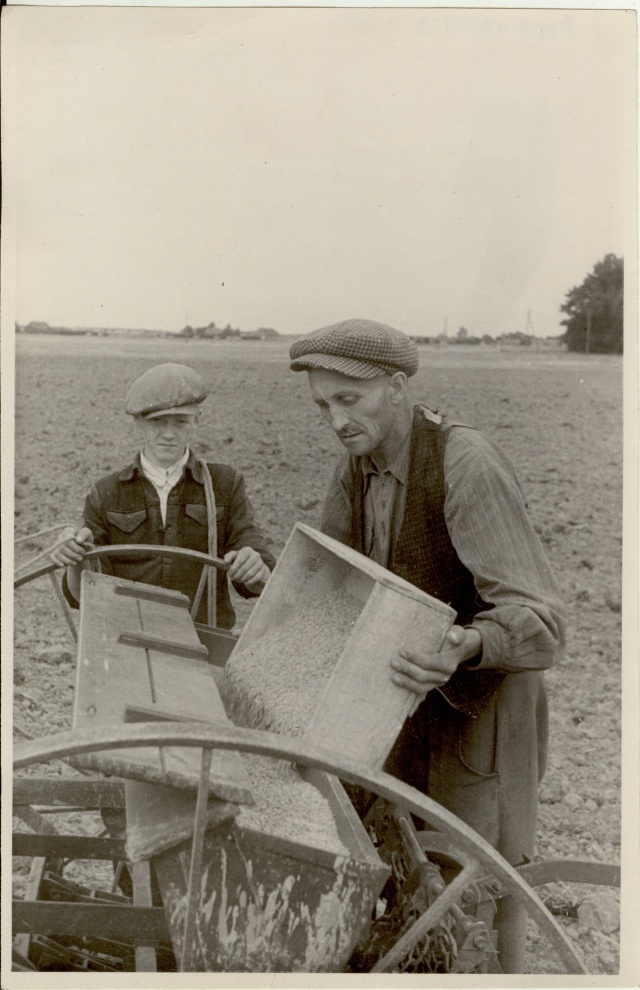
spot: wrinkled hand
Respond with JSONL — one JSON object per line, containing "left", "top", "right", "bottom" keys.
{"left": 390, "top": 625, "right": 482, "bottom": 700}
{"left": 224, "top": 547, "right": 270, "bottom": 592}
{"left": 50, "top": 526, "right": 95, "bottom": 567}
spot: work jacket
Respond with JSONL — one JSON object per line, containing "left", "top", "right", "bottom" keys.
{"left": 63, "top": 452, "right": 276, "bottom": 629}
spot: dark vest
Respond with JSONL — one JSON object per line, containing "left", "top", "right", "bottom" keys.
{"left": 350, "top": 406, "right": 504, "bottom": 716}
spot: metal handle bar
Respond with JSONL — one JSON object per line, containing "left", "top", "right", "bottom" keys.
{"left": 14, "top": 545, "right": 229, "bottom": 589}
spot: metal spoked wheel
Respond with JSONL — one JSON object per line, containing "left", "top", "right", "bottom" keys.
{"left": 13, "top": 722, "right": 616, "bottom": 975}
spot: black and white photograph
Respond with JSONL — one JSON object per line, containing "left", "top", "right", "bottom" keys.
{"left": 1, "top": 5, "right": 637, "bottom": 984}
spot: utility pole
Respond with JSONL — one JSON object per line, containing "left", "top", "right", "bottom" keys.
{"left": 585, "top": 301, "right": 592, "bottom": 354}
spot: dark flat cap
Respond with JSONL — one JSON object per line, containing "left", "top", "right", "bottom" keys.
{"left": 125, "top": 363, "right": 208, "bottom": 418}
{"left": 289, "top": 318, "right": 419, "bottom": 379}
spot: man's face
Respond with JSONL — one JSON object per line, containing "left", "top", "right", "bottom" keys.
{"left": 308, "top": 368, "right": 403, "bottom": 460}
{"left": 136, "top": 412, "right": 199, "bottom": 468}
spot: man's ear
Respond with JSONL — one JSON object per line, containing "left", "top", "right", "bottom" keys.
{"left": 388, "top": 371, "right": 408, "bottom": 403}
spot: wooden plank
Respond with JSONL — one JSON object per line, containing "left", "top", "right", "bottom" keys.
{"left": 13, "top": 833, "right": 126, "bottom": 860}
{"left": 118, "top": 631, "right": 208, "bottom": 660}
{"left": 295, "top": 522, "right": 457, "bottom": 612}
{"left": 115, "top": 584, "right": 190, "bottom": 607}
{"left": 193, "top": 623, "right": 238, "bottom": 667}
{"left": 12, "top": 901, "right": 170, "bottom": 943}
{"left": 13, "top": 805, "right": 59, "bottom": 836}
{"left": 132, "top": 861, "right": 158, "bottom": 972}
{"left": 138, "top": 652, "right": 251, "bottom": 801}
{"left": 13, "top": 777, "right": 125, "bottom": 809}
{"left": 13, "top": 857, "right": 46, "bottom": 963}
{"left": 125, "top": 779, "right": 239, "bottom": 862}
{"left": 74, "top": 573, "right": 159, "bottom": 777}
{"left": 305, "top": 582, "right": 453, "bottom": 769}
{"left": 73, "top": 572, "right": 252, "bottom": 798}
{"left": 139, "top": 593, "right": 203, "bottom": 646}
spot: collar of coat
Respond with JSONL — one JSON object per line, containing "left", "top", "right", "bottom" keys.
{"left": 117, "top": 449, "right": 207, "bottom": 484}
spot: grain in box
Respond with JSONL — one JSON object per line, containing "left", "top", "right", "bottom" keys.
{"left": 223, "top": 522, "right": 457, "bottom": 769}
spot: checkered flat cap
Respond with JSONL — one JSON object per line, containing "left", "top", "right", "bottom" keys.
{"left": 125, "top": 363, "right": 208, "bottom": 418}
{"left": 289, "top": 318, "right": 419, "bottom": 379}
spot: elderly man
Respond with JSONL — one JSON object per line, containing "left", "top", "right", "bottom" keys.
{"left": 52, "top": 363, "right": 275, "bottom": 628}
{"left": 289, "top": 318, "right": 565, "bottom": 971}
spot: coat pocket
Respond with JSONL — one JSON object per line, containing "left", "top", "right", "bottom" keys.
{"left": 184, "top": 503, "right": 224, "bottom": 525}
{"left": 184, "top": 503, "right": 208, "bottom": 526}
{"left": 105, "top": 509, "right": 147, "bottom": 534}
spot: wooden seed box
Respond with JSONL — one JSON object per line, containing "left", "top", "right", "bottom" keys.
{"left": 152, "top": 768, "right": 390, "bottom": 972}
{"left": 229, "top": 522, "right": 456, "bottom": 770}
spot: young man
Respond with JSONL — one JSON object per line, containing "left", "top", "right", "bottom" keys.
{"left": 52, "top": 363, "right": 275, "bottom": 628}
{"left": 289, "top": 318, "right": 565, "bottom": 971}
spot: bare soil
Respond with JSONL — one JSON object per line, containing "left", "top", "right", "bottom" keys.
{"left": 12, "top": 335, "right": 623, "bottom": 974}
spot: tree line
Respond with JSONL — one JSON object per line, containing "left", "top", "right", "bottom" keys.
{"left": 560, "top": 253, "right": 623, "bottom": 354}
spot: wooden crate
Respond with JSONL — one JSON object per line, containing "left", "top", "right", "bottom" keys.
{"left": 153, "top": 768, "right": 389, "bottom": 972}
{"left": 229, "top": 522, "right": 456, "bottom": 769}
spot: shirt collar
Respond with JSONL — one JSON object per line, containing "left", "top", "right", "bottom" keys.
{"left": 362, "top": 425, "right": 413, "bottom": 484}
{"left": 119, "top": 448, "right": 205, "bottom": 483}
{"left": 140, "top": 448, "right": 190, "bottom": 487}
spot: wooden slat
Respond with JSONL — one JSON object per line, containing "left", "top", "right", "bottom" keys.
{"left": 118, "top": 631, "right": 208, "bottom": 661}
{"left": 193, "top": 623, "right": 238, "bottom": 667}
{"left": 115, "top": 584, "right": 189, "bottom": 607}
{"left": 12, "top": 901, "right": 170, "bottom": 943}
{"left": 125, "top": 779, "right": 239, "bottom": 862}
{"left": 13, "top": 856, "right": 47, "bottom": 963}
{"left": 13, "top": 833, "right": 126, "bottom": 860}
{"left": 73, "top": 572, "right": 252, "bottom": 799}
{"left": 13, "top": 777, "right": 126, "bottom": 809}
{"left": 132, "top": 861, "right": 158, "bottom": 972}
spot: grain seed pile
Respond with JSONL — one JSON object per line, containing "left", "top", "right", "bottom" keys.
{"left": 223, "top": 590, "right": 361, "bottom": 736}
{"left": 235, "top": 754, "right": 348, "bottom": 856}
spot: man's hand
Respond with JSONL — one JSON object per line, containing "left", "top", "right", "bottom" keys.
{"left": 390, "top": 625, "right": 482, "bottom": 700}
{"left": 224, "top": 547, "right": 270, "bottom": 592}
{"left": 50, "top": 527, "right": 95, "bottom": 567}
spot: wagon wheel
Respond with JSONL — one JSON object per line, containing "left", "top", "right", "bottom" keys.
{"left": 13, "top": 722, "right": 612, "bottom": 975}
{"left": 14, "top": 544, "right": 231, "bottom": 642}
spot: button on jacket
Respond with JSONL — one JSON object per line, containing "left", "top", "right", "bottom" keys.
{"left": 63, "top": 451, "right": 276, "bottom": 629}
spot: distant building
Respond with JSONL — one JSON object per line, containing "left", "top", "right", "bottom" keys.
{"left": 240, "top": 327, "right": 280, "bottom": 341}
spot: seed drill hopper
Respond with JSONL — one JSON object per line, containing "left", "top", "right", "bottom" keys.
{"left": 12, "top": 524, "right": 620, "bottom": 974}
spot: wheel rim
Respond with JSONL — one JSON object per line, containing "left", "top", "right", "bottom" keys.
{"left": 14, "top": 721, "right": 588, "bottom": 974}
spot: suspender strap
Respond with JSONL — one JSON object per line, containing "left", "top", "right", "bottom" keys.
{"left": 198, "top": 460, "right": 218, "bottom": 627}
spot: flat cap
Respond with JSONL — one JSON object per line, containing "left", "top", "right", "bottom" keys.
{"left": 289, "top": 318, "right": 419, "bottom": 379}
{"left": 124, "top": 363, "right": 208, "bottom": 418}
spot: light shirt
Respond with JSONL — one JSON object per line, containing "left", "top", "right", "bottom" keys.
{"left": 361, "top": 428, "right": 413, "bottom": 566}
{"left": 140, "top": 448, "right": 190, "bottom": 525}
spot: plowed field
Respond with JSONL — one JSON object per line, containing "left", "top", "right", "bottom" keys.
{"left": 12, "top": 334, "right": 623, "bottom": 973}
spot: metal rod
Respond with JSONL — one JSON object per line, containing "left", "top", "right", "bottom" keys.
{"left": 190, "top": 564, "right": 209, "bottom": 621}
{"left": 372, "top": 863, "right": 481, "bottom": 972}
{"left": 395, "top": 812, "right": 429, "bottom": 865}
{"left": 14, "top": 523, "right": 75, "bottom": 547}
{"left": 180, "top": 746, "right": 213, "bottom": 972}
{"left": 47, "top": 570, "right": 78, "bottom": 643}
{"left": 15, "top": 544, "right": 229, "bottom": 589}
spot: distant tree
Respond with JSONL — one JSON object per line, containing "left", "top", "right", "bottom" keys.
{"left": 181, "top": 325, "right": 194, "bottom": 338}
{"left": 560, "top": 254, "right": 623, "bottom": 354}
{"left": 457, "top": 326, "right": 468, "bottom": 340}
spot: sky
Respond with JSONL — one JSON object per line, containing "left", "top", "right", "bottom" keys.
{"left": 2, "top": 6, "right": 635, "bottom": 338}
